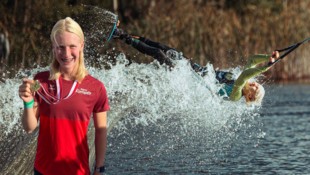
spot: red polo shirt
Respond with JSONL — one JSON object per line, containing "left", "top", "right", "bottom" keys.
{"left": 33, "top": 71, "right": 109, "bottom": 175}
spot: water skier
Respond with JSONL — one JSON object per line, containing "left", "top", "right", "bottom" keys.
{"left": 113, "top": 27, "right": 278, "bottom": 105}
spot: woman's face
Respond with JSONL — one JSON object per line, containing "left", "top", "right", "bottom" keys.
{"left": 53, "top": 31, "right": 84, "bottom": 72}
{"left": 244, "top": 82, "right": 260, "bottom": 102}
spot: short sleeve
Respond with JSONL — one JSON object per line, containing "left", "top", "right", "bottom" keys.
{"left": 93, "top": 82, "right": 110, "bottom": 113}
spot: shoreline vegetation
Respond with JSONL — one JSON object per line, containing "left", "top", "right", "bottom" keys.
{"left": 1, "top": 0, "right": 310, "bottom": 82}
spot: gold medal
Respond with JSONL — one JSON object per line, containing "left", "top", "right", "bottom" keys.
{"left": 30, "top": 80, "right": 41, "bottom": 92}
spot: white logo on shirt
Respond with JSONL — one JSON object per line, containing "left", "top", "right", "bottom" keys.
{"left": 76, "top": 88, "right": 91, "bottom": 95}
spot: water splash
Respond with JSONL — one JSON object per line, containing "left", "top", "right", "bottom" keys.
{"left": 76, "top": 5, "right": 118, "bottom": 52}
{"left": 92, "top": 54, "right": 250, "bottom": 132}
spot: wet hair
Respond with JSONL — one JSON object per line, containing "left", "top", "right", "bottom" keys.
{"left": 49, "top": 17, "right": 87, "bottom": 82}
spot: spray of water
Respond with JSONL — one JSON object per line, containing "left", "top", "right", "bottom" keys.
{"left": 76, "top": 5, "right": 118, "bottom": 51}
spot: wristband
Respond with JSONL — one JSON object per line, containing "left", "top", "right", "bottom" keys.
{"left": 24, "top": 99, "right": 34, "bottom": 109}
{"left": 94, "top": 166, "right": 105, "bottom": 173}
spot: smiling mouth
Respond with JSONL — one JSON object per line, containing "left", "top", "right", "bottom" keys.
{"left": 61, "top": 58, "right": 74, "bottom": 62}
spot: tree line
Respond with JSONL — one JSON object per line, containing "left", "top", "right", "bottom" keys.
{"left": 1, "top": 0, "right": 310, "bottom": 81}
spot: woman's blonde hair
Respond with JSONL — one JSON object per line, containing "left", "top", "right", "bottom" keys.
{"left": 247, "top": 83, "right": 265, "bottom": 106}
{"left": 49, "top": 17, "right": 87, "bottom": 82}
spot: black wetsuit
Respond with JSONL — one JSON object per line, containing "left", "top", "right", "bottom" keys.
{"left": 122, "top": 36, "right": 175, "bottom": 67}
{"left": 120, "top": 34, "right": 234, "bottom": 83}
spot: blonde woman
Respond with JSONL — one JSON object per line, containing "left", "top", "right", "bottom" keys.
{"left": 18, "top": 17, "right": 109, "bottom": 175}
{"left": 214, "top": 52, "right": 278, "bottom": 105}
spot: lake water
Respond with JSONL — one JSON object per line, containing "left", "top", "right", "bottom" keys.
{"left": 0, "top": 56, "right": 309, "bottom": 175}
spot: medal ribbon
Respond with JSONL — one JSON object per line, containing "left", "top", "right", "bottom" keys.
{"left": 37, "top": 77, "right": 78, "bottom": 104}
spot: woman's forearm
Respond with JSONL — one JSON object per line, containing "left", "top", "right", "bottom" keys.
{"left": 95, "top": 128, "right": 107, "bottom": 167}
{"left": 22, "top": 103, "right": 39, "bottom": 133}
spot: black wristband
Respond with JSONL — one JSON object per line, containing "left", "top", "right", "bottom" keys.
{"left": 94, "top": 166, "right": 105, "bottom": 173}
